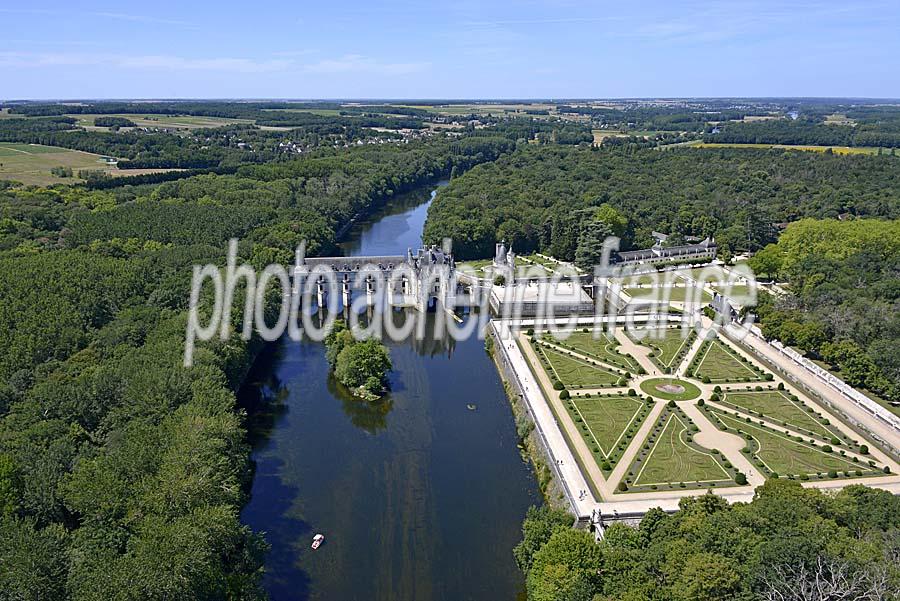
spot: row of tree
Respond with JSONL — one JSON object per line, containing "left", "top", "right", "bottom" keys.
{"left": 749, "top": 218, "right": 899, "bottom": 403}
{"left": 707, "top": 117, "right": 900, "bottom": 148}
{"left": 516, "top": 480, "right": 900, "bottom": 600}
{"left": 424, "top": 145, "right": 899, "bottom": 260}
{"left": 0, "top": 131, "right": 518, "bottom": 598}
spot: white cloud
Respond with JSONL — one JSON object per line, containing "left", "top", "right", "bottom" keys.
{"left": 0, "top": 51, "right": 428, "bottom": 77}
{"left": 303, "top": 54, "right": 429, "bottom": 75}
{"left": 0, "top": 52, "right": 292, "bottom": 73}
{"left": 91, "top": 12, "right": 195, "bottom": 27}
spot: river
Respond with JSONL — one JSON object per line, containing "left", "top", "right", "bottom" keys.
{"left": 239, "top": 182, "right": 541, "bottom": 600}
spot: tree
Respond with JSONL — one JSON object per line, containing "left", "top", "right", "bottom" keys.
{"left": 334, "top": 339, "right": 392, "bottom": 392}
{"left": 0, "top": 517, "right": 69, "bottom": 601}
{"left": 574, "top": 220, "right": 614, "bottom": 270}
{"left": 527, "top": 529, "right": 604, "bottom": 601}
{"left": 513, "top": 505, "right": 573, "bottom": 573}
{"left": 593, "top": 203, "right": 629, "bottom": 239}
{"left": 749, "top": 244, "right": 784, "bottom": 278}
{"left": 671, "top": 552, "right": 742, "bottom": 601}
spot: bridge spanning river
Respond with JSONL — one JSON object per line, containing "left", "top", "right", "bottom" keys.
{"left": 294, "top": 245, "right": 458, "bottom": 312}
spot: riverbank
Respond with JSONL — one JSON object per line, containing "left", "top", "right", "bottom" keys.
{"left": 240, "top": 183, "right": 540, "bottom": 601}
{"left": 486, "top": 329, "right": 570, "bottom": 511}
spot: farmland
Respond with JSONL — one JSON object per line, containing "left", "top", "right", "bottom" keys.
{"left": 689, "top": 141, "right": 885, "bottom": 155}
{"left": 0, "top": 142, "right": 176, "bottom": 185}
{"left": 67, "top": 113, "right": 253, "bottom": 130}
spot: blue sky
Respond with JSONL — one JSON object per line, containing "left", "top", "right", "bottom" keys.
{"left": 1, "top": 0, "right": 898, "bottom": 99}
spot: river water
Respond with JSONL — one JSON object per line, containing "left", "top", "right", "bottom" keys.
{"left": 239, "top": 182, "right": 540, "bottom": 600}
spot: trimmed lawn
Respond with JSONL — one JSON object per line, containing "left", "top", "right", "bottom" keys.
{"left": 549, "top": 331, "right": 640, "bottom": 372}
{"left": 640, "top": 378, "right": 702, "bottom": 401}
{"left": 571, "top": 395, "right": 646, "bottom": 459}
{"left": 634, "top": 413, "right": 731, "bottom": 486}
{"left": 676, "top": 265, "right": 729, "bottom": 282}
{"left": 631, "top": 327, "right": 696, "bottom": 371}
{"left": 624, "top": 286, "right": 711, "bottom": 304}
{"left": 692, "top": 339, "right": 768, "bottom": 382}
{"left": 712, "top": 411, "right": 867, "bottom": 477}
{"left": 720, "top": 390, "right": 841, "bottom": 440}
{"left": 537, "top": 345, "right": 622, "bottom": 388}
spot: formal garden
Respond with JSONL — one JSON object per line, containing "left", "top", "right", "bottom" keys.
{"left": 520, "top": 323, "right": 893, "bottom": 498}
{"left": 689, "top": 338, "right": 771, "bottom": 383}
{"left": 625, "top": 407, "right": 740, "bottom": 492}
{"left": 628, "top": 327, "right": 697, "bottom": 373}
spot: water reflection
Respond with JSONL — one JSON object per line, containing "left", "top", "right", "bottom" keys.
{"left": 327, "top": 375, "right": 394, "bottom": 434}
{"left": 239, "top": 182, "right": 539, "bottom": 601}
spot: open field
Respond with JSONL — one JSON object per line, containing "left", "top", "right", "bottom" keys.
{"left": 708, "top": 283, "right": 756, "bottom": 304}
{"left": 410, "top": 103, "right": 558, "bottom": 117}
{"left": 537, "top": 345, "right": 622, "bottom": 388}
{"left": 690, "top": 142, "right": 885, "bottom": 155}
{"left": 691, "top": 339, "right": 768, "bottom": 382}
{"left": 711, "top": 410, "right": 870, "bottom": 477}
{"left": 548, "top": 331, "right": 640, "bottom": 372}
{"left": 570, "top": 395, "right": 646, "bottom": 460}
{"left": 633, "top": 413, "right": 731, "bottom": 486}
{"left": 0, "top": 142, "right": 179, "bottom": 185}
{"left": 720, "top": 390, "right": 840, "bottom": 440}
{"left": 675, "top": 264, "right": 730, "bottom": 282}
{"left": 67, "top": 113, "right": 253, "bottom": 130}
{"left": 591, "top": 130, "right": 632, "bottom": 143}
{"left": 260, "top": 108, "right": 344, "bottom": 116}
{"left": 824, "top": 113, "right": 857, "bottom": 126}
{"left": 624, "top": 285, "right": 712, "bottom": 304}
{"left": 457, "top": 258, "right": 493, "bottom": 274}
{"left": 630, "top": 327, "right": 695, "bottom": 371}
{"left": 520, "top": 254, "right": 581, "bottom": 276}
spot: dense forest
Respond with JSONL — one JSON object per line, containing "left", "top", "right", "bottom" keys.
{"left": 0, "top": 106, "right": 592, "bottom": 172}
{"left": 424, "top": 145, "right": 900, "bottom": 260}
{"left": 706, "top": 113, "right": 900, "bottom": 148}
{"left": 517, "top": 480, "right": 900, "bottom": 600}
{"left": 750, "top": 219, "right": 900, "bottom": 404}
{"left": 0, "top": 132, "right": 514, "bottom": 599}
{"left": 1, "top": 100, "right": 898, "bottom": 600}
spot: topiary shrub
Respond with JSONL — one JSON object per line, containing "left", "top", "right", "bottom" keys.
{"left": 553, "top": 381, "right": 564, "bottom": 390}
{"left": 735, "top": 472, "right": 747, "bottom": 485}
{"left": 860, "top": 445, "right": 869, "bottom": 455}
{"left": 560, "top": 390, "right": 570, "bottom": 400}
{"left": 617, "top": 481, "right": 628, "bottom": 492}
